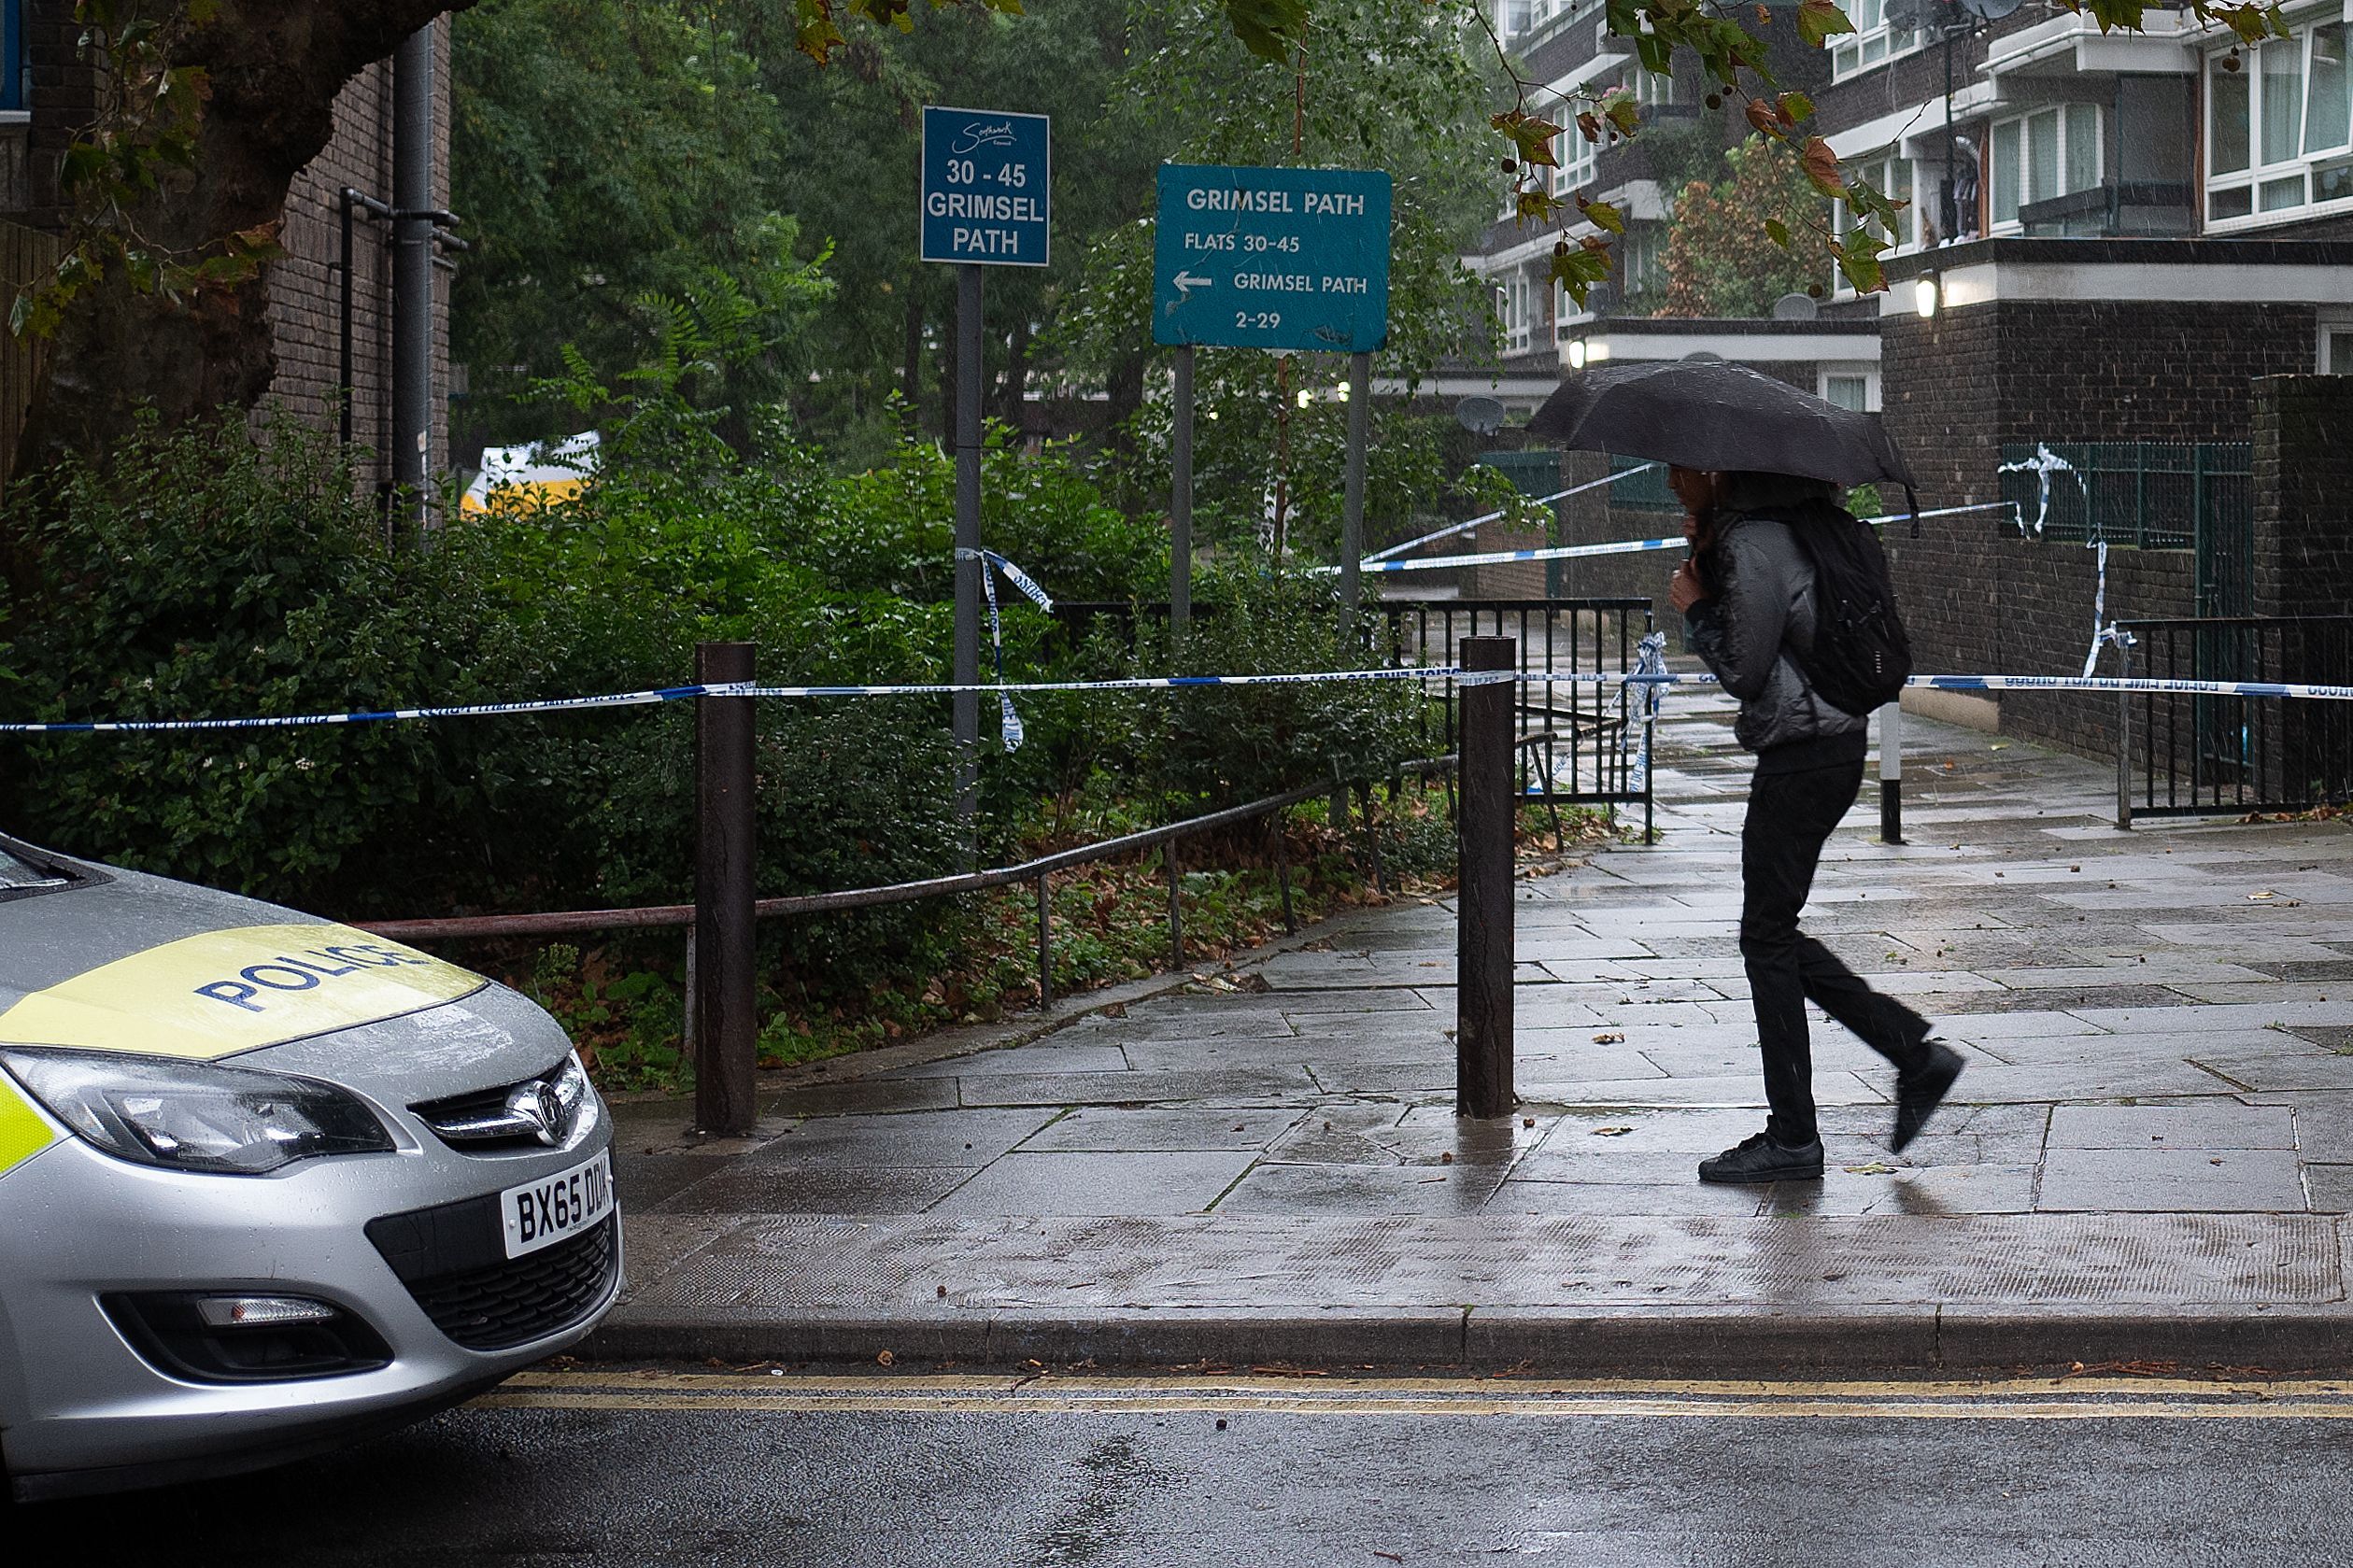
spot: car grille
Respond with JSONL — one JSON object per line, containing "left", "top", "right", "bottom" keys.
{"left": 368, "top": 1200, "right": 617, "bottom": 1352}
{"left": 411, "top": 1061, "right": 582, "bottom": 1152}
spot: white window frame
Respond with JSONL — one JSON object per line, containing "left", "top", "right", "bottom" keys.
{"left": 1819, "top": 366, "right": 1881, "bottom": 413}
{"left": 2204, "top": 20, "right": 2353, "bottom": 232}
{"left": 2320, "top": 314, "right": 2353, "bottom": 372}
{"left": 1986, "top": 103, "right": 2104, "bottom": 233}
{"left": 1551, "top": 101, "right": 1608, "bottom": 196}
{"left": 1831, "top": 0, "right": 1921, "bottom": 80}
{"left": 1497, "top": 270, "right": 1538, "bottom": 354}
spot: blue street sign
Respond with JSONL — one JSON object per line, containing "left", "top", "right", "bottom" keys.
{"left": 920, "top": 106, "right": 1051, "bottom": 267}
{"left": 1152, "top": 164, "right": 1392, "bottom": 353}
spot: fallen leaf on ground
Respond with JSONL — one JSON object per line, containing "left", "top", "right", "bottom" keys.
{"left": 1845, "top": 1162, "right": 1898, "bottom": 1175}
{"left": 1593, "top": 1031, "right": 1625, "bottom": 1044}
{"left": 1593, "top": 1126, "right": 1634, "bottom": 1137}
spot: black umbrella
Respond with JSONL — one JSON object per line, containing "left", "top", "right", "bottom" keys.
{"left": 1526, "top": 358, "right": 1917, "bottom": 490}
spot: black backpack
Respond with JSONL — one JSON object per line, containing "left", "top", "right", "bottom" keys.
{"left": 1767, "top": 501, "right": 1913, "bottom": 716}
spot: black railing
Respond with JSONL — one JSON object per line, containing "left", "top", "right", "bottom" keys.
{"left": 2118, "top": 615, "right": 2353, "bottom": 819}
{"left": 1996, "top": 441, "right": 2249, "bottom": 556}
{"left": 1379, "top": 598, "right": 1657, "bottom": 841}
{"left": 1048, "top": 597, "right": 1659, "bottom": 837}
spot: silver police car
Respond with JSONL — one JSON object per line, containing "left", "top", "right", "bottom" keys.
{"left": 0, "top": 833, "right": 619, "bottom": 1500}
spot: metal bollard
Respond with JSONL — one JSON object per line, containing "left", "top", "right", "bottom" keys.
{"left": 2115, "top": 640, "right": 2133, "bottom": 831}
{"left": 1456, "top": 636, "right": 1516, "bottom": 1119}
{"left": 1035, "top": 874, "right": 1054, "bottom": 1010}
{"left": 1878, "top": 700, "right": 1904, "bottom": 844}
{"left": 692, "top": 642, "right": 758, "bottom": 1137}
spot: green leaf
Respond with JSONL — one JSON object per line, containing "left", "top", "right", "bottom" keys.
{"left": 1797, "top": 0, "right": 1854, "bottom": 47}
{"left": 1779, "top": 91, "right": 1815, "bottom": 124}
{"left": 1763, "top": 216, "right": 1791, "bottom": 247}
{"left": 1583, "top": 198, "right": 1625, "bottom": 235}
{"left": 1830, "top": 231, "right": 1888, "bottom": 295}
{"left": 1604, "top": 93, "right": 1641, "bottom": 139}
{"left": 1222, "top": 0, "right": 1311, "bottom": 63}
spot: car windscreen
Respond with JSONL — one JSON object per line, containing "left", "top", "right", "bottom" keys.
{"left": 0, "top": 845, "right": 70, "bottom": 891}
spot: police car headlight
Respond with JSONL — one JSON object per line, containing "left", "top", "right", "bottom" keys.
{"left": 0, "top": 1048, "right": 395, "bottom": 1175}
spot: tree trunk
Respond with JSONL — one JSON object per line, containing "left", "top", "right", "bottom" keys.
{"left": 1104, "top": 350, "right": 1145, "bottom": 459}
{"left": 900, "top": 274, "right": 924, "bottom": 433}
{"left": 12, "top": 1, "right": 475, "bottom": 482}
{"left": 997, "top": 318, "right": 1030, "bottom": 432}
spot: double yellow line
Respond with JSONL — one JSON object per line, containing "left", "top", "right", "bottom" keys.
{"left": 477, "top": 1371, "right": 2353, "bottom": 1421}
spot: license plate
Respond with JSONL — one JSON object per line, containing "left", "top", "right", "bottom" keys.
{"left": 499, "top": 1150, "right": 614, "bottom": 1259}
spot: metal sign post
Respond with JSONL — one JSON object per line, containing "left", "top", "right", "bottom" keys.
{"left": 1151, "top": 163, "right": 1391, "bottom": 596}
{"left": 921, "top": 106, "right": 1050, "bottom": 843}
{"left": 1171, "top": 344, "right": 1195, "bottom": 635}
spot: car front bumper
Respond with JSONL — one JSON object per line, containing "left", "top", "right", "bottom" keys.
{"left": 0, "top": 1096, "right": 619, "bottom": 1500}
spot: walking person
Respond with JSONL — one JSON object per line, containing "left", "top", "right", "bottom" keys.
{"left": 1663, "top": 468, "right": 1965, "bottom": 1183}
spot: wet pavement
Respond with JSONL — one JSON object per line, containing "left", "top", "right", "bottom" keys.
{"left": 600, "top": 684, "right": 2353, "bottom": 1372}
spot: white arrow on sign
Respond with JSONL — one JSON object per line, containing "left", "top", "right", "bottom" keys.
{"left": 1173, "top": 271, "right": 1212, "bottom": 297}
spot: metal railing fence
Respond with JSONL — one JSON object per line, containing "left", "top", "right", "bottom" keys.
{"left": 1996, "top": 440, "right": 2249, "bottom": 556}
{"left": 2116, "top": 614, "right": 2353, "bottom": 820}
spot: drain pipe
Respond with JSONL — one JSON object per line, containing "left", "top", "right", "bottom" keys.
{"left": 390, "top": 21, "right": 435, "bottom": 526}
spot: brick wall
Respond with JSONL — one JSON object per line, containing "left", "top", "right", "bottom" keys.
{"left": 2252, "top": 374, "right": 2353, "bottom": 621}
{"left": 4, "top": 4, "right": 450, "bottom": 495}
{"left": 262, "top": 26, "right": 453, "bottom": 496}
{"left": 1877, "top": 296, "right": 2319, "bottom": 756}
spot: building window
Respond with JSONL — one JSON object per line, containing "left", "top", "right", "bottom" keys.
{"left": 1633, "top": 64, "right": 1679, "bottom": 108}
{"left": 1551, "top": 106, "right": 1605, "bottom": 196}
{"left": 1495, "top": 270, "right": 1538, "bottom": 354}
{"left": 1820, "top": 368, "right": 1880, "bottom": 412}
{"left": 0, "top": 0, "right": 21, "bottom": 115}
{"left": 2207, "top": 24, "right": 2353, "bottom": 226}
{"left": 1831, "top": 0, "right": 1918, "bottom": 79}
{"left": 1989, "top": 105, "right": 2101, "bottom": 229}
{"left": 1621, "top": 226, "right": 1664, "bottom": 298}
{"left": 2322, "top": 318, "right": 2353, "bottom": 372}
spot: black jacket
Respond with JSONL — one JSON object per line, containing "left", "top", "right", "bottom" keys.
{"left": 1683, "top": 498, "right": 1868, "bottom": 761}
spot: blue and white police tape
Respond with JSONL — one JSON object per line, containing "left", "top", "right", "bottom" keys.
{"left": 1334, "top": 501, "right": 2024, "bottom": 579}
{"left": 1340, "top": 534, "right": 1687, "bottom": 576}
{"left": 11, "top": 666, "right": 2353, "bottom": 737}
{"left": 0, "top": 684, "right": 730, "bottom": 734}
{"left": 1517, "top": 671, "right": 2353, "bottom": 701}
{"left": 1620, "top": 630, "right": 1669, "bottom": 794}
{"left": 1362, "top": 464, "right": 1657, "bottom": 564}
{"left": 744, "top": 667, "right": 1511, "bottom": 699}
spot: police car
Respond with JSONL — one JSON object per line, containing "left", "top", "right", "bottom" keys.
{"left": 0, "top": 833, "right": 620, "bottom": 1500}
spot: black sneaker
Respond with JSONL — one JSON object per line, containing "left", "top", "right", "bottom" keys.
{"left": 1697, "top": 1130, "right": 1825, "bottom": 1184}
{"left": 1892, "top": 1040, "right": 1966, "bottom": 1153}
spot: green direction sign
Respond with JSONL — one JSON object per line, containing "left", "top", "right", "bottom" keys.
{"left": 1152, "top": 164, "right": 1392, "bottom": 353}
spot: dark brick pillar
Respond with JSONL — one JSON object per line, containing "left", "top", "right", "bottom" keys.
{"left": 2250, "top": 374, "right": 2353, "bottom": 802}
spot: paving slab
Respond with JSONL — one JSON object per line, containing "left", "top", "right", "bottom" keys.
{"left": 595, "top": 693, "right": 2353, "bottom": 1374}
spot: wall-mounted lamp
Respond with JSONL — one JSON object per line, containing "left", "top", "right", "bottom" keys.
{"left": 1914, "top": 274, "right": 1940, "bottom": 319}
{"left": 1566, "top": 339, "right": 1589, "bottom": 371}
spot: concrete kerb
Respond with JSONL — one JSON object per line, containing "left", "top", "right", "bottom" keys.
{"left": 581, "top": 1303, "right": 2353, "bottom": 1377}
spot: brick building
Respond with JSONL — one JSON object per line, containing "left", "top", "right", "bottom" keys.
{"left": 0, "top": 2, "right": 454, "bottom": 494}
{"left": 1453, "top": 0, "right": 2353, "bottom": 771}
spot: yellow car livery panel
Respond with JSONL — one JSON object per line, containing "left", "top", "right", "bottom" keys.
{"left": 0, "top": 1075, "right": 58, "bottom": 1180}
{"left": 0, "top": 835, "right": 619, "bottom": 1501}
{"left": 0, "top": 923, "right": 484, "bottom": 1061}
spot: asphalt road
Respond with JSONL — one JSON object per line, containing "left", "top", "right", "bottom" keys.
{"left": 24, "top": 1371, "right": 2353, "bottom": 1567}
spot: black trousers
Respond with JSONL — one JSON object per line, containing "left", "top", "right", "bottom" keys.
{"left": 1741, "top": 757, "right": 1932, "bottom": 1146}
